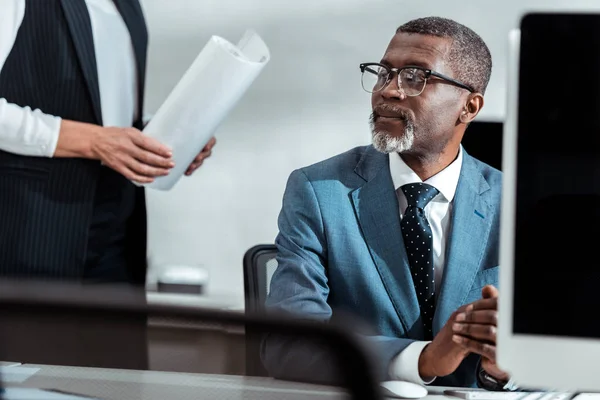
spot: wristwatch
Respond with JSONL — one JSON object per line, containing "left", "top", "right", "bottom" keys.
{"left": 477, "top": 364, "right": 519, "bottom": 391}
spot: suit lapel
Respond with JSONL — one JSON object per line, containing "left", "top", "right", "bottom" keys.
{"left": 350, "top": 147, "right": 424, "bottom": 339}
{"left": 432, "top": 153, "right": 495, "bottom": 334}
{"left": 113, "top": 0, "right": 148, "bottom": 120}
{"left": 60, "top": 0, "right": 103, "bottom": 125}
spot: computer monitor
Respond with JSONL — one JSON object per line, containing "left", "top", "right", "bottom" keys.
{"left": 498, "top": 12, "right": 600, "bottom": 391}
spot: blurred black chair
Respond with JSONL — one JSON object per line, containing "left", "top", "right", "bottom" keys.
{"left": 462, "top": 120, "right": 503, "bottom": 171}
{"left": 243, "top": 244, "right": 278, "bottom": 376}
{"left": 0, "top": 279, "right": 381, "bottom": 400}
{"left": 0, "top": 282, "right": 148, "bottom": 370}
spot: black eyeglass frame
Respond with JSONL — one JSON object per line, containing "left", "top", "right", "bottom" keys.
{"left": 359, "top": 62, "right": 475, "bottom": 95}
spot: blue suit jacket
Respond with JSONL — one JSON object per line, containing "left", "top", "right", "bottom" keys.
{"left": 262, "top": 145, "right": 502, "bottom": 387}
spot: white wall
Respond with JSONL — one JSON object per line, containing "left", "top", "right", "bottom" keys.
{"left": 140, "top": 0, "right": 600, "bottom": 301}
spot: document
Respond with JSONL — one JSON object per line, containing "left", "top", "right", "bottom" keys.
{"left": 0, "top": 366, "right": 39, "bottom": 383}
{"left": 0, "top": 388, "right": 97, "bottom": 399}
{"left": 141, "top": 30, "right": 270, "bottom": 191}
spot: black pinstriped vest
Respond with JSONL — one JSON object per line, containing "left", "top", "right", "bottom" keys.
{"left": 0, "top": 0, "right": 148, "bottom": 283}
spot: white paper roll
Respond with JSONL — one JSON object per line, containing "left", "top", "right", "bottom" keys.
{"left": 140, "top": 30, "right": 270, "bottom": 190}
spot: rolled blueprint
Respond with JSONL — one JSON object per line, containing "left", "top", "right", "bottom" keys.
{"left": 141, "top": 30, "right": 270, "bottom": 190}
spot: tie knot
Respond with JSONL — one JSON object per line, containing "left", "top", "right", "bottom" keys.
{"left": 401, "top": 183, "right": 439, "bottom": 209}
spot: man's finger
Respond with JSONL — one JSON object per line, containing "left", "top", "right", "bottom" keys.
{"left": 456, "top": 310, "right": 498, "bottom": 325}
{"left": 450, "top": 304, "right": 470, "bottom": 321}
{"left": 453, "top": 323, "right": 497, "bottom": 342}
{"left": 482, "top": 285, "right": 499, "bottom": 299}
{"left": 469, "top": 297, "right": 497, "bottom": 311}
{"left": 459, "top": 298, "right": 496, "bottom": 314}
{"left": 452, "top": 335, "right": 496, "bottom": 361}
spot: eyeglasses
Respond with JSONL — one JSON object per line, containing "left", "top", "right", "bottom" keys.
{"left": 359, "top": 62, "right": 475, "bottom": 96}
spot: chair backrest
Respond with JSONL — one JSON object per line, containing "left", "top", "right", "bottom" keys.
{"left": 242, "top": 244, "right": 278, "bottom": 376}
{"left": 0, "top": 279, "right": 383, "bottom": 400}
{"left": 461, "top": 120, "right": 503, "bottom": 171}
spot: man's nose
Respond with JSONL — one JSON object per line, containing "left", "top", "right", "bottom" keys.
{"left": 381, "top": 75, "right": 407, "bottom": 101}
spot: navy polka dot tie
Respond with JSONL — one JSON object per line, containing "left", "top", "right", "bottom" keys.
{"left": 400, "top": 182, "right": 439, "bottom": 339}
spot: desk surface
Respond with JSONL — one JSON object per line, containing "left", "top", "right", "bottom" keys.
{"left": 13, "top": 364, "right": 350, "bottom": 400}
{"left": 7, "top": 363, "right": 459, "bottom": 400}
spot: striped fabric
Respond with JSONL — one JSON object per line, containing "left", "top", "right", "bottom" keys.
{"left": 0, "top": 0, "right": 148, "bottom": 283}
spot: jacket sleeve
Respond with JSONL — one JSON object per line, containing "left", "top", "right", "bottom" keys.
{"left": 260, "top": 168, "right": 418, "bottom": 385}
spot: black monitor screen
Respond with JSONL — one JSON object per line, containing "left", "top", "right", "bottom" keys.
{"left": 512, "top": 13, "right": 600, "bottom": 338}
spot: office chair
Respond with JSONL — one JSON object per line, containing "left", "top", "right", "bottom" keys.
{"left": 242, "top": 244, "right": 278, "bottom": 376}
{"left": 461, "top": 120, "right": 503, "bottom": 171}
{"left": 0, "top": 279, "right": 381, "bottom": 400}
{"left": 0, "top": 283, "right": 148, "bottom": 370}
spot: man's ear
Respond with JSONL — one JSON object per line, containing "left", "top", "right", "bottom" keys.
{"left": 459, "top": 93, "right": 484, "bottom": 124}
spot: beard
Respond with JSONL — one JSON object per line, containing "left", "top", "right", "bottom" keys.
{"left": 369, "top": 105, "right": 415, "bottom": 154}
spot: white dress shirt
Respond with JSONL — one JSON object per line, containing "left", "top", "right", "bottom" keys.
{"left": 0, "top": 0, "right": 137, "bottom": 157}
{"left": 388, "top": 146, "right": 464, "bottom": 385}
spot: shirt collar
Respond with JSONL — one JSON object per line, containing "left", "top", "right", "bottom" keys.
{"left": 388, "top": 145, "right": 463, "bottom": 202}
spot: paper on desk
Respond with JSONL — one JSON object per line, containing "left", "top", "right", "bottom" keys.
{"left": 0, "top": 388, "right": 97, "bottom": 399}
{"left": 140, "top": 30, "right": 270, "bottom": 191}
{"left": 0, "top": 366, "right": 40, "bottom": 383}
